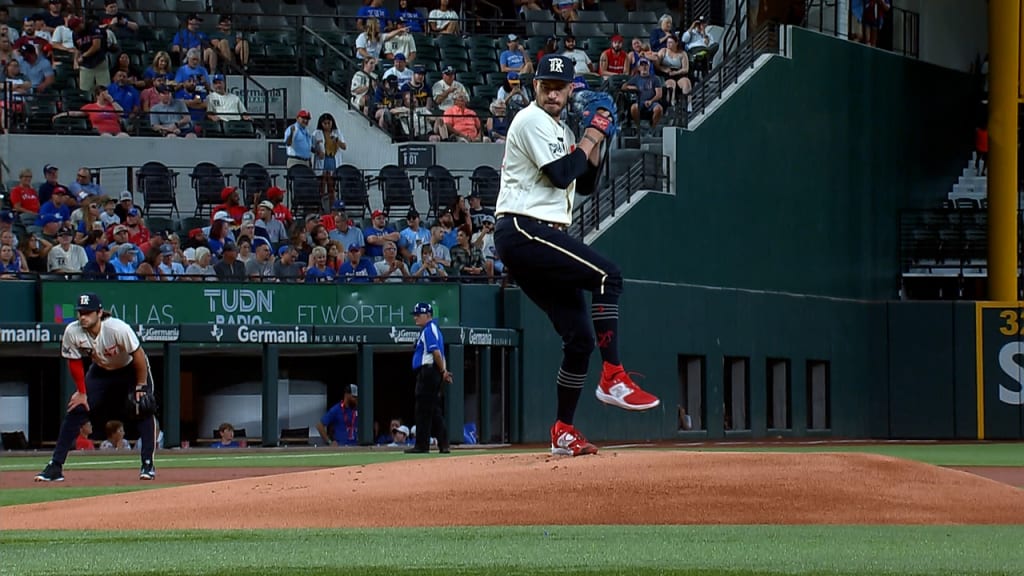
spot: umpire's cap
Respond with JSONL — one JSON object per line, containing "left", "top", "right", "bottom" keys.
{"left": 411, "top": 302, "right": 433, "bottom": 316}
{"left": 76, "top": 293, "right": 103, "bottom": 312}
{"left": 534, "top": 55, "right": 575, "bottom": 83}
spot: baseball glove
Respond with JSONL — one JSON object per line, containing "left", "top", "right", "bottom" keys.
{"left": 577, "top": 90, "right": 618, "bottom": 137}
{"left": 126, "top": 389, "right": 157, "bottom": 419}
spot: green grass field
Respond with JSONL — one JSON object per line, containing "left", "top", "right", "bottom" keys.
{"left": 2, "top": 444, "right": 1022, "bottom": 576}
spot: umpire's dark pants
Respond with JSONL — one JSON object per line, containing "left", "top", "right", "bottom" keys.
{"left": 413, "top": 364, "right": 449, "bottom": 451}
{"left": 494, "top": 214, "right": 623, "bottom": 369}
{"left": 52, "top": 363, "right": 156, "bottom": 466}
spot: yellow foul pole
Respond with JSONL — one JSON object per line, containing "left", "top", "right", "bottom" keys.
{"left": 988, "top": 0, "right": 1020, "bottom": 300}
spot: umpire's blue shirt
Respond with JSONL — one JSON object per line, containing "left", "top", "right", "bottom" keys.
{"left": 413, "top": 319, "right": 444, "bottom": 370}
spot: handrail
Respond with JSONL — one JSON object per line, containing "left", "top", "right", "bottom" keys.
{"left": 300, "top": 25, "right": 379, "bottom": 132}
{"left": 802, "top": 0, "right": 919, "bottom": 58}
{"left": 237, "top": 74, "right": 280, "bottom": 139}
{"left": 568, "top": 151, "right": 670, "bottom": 240}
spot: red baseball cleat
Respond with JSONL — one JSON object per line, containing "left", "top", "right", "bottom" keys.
{"left": 550, "top": 420, "right": 598, "bottom": 457}
{"left": 596, "top": 362, "right": 661, "bottom": 411}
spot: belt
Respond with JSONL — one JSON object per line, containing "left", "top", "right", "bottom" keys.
{"left": 287, "top": 156, "right": 311, "bottom": 161}
{"left": 497, "top": 214, "right": 567, "bottom": 231}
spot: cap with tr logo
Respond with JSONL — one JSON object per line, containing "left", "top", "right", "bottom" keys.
{"left": 533, "top": 55, "right": 575, "bottom": 83}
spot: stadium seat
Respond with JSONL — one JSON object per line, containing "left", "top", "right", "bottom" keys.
{"left": 190, "top": 162, "right": 228, "bottom": 217}
{"left": 377, "top": 165, "right": 417, "bottom": 215}
{"left": 286, "top": 164, "right": 322, "bottom": 216}
{"left": 470, "top": 165, "right": 500, "bottom": 208}
{"left": 333, "top": 164, "right": 372, "bottom": 218}
{"left": 420, "top": 165, "right": 461, "bottom": 219}
{"left": 52, "top": 116, "right": 98, "bottom": 136}
{"left": 237, "top": 163, "right": 273, "bottom": 206}
{"left": 223, "top": 120, "right": 257, "bottom": 138}
{"left": 136, "top": 161, "right": 179, "bottom": 218}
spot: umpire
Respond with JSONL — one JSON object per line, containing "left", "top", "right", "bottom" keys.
{"left": 405, "top": 302, "right": 451, "bottom": 454}
{"left": 34, "top": 293, "right": 158, "bottom": 482}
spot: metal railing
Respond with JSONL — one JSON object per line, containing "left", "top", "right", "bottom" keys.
{"left": 803, "top": 0, "right": 919, "bottom": 59}
{"left": 568, "top": 151, "right": 671, "bottom": 240}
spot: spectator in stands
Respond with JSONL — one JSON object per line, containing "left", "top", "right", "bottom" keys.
{"left": 406, "top": 65, "right": 444, "bottom": 142}
{"left": 212, "top": 188, "right": 249, "bottom": 225}
{"left": 236, "top": 233, "right": 253, "bottom": 264}
{"left": 0, "top": 7, "right": 15, "bottom": 40}
{"left": 304, "top": 245, "right": 336, "bottom": 283}
{"left": 284, "top": 109, "right": 314, "bottom": 168}
{"left": 74, "top": 198, "right": 102, "bottom": 240}
{"left": 650, "top": 14, "right": 674, "bottom": 52}
{"left": 432, "top": 65, "right": 466, "bottom": 112}
{"left": 624, "top": 58, "right": 663, "bottom": 136}
{"left": 172, "top": 14, "right": 216, "bottom": 72}
{"left": 554, "top": 0, "right": 579, "bottom": 24}
{"left": 385, "top": 27, "right": 417, "bottom": 64}
{"left": 273, "top": 245, "right": 303, "bottom": 281}
{"left": 325, "top": 240, "right": 343, "bottom": 273}
{"left": 41, "top": 0, "right": 65, "bottom": 34}
{"left": 174, "top": 47, "right": 211, "bottom": 89}
{"left": 214, "top": 241, "right": 245, "bottom": 280}
{"left": 375, "top": 240, "right": 409, "bottom": 282}
{"left": 53, "top": 84, "right": 129, "bottom": 137}
{"left": 388, "top": 425, "right": 411, "bottom": 447}
{"left": 467, "top": 192, "right": 495, "bottom": 232}
{"left": 107, "top": 69, "right": 140, "bottom": 119}
{"left": 100, "top": 0, "right": 138, "bottom": 40}
{"left": 82, "top": 243, "right": 115, "bottom": 279}
{"left": 497, "top": 72, "right": 529, "bottom": 114}
{"left": 364, "top": 209, "right": 400, "bottom": 261}
{"left": 373, "top": 75, "right": 411, "bottom": 137}
{"left": 207, "top": 74, "right": 250, "bottom": 121}
{"left": 207, "top": 211, "right": 232, "bottom": 257}
{"left": 600, "top": 35, "right": 628, "bottom": 77}
{"left": 19, "top": 231, "right": 47, "bottom": 272}
{"left": 429, "top": 0, "right": 461, "bottom": 35}
{"left": 245, "top": 237, "right": 274, "bottom": 280}
{"left": 0, "top": 38, "right": 16, "bottom": 77}
{"left": 443, "top": 91, "right": 485, "bottom": 142}
{"left": 135, "top": 247, "right": 163, "bottom": 281}
{"left": 451, "top": 228, "right": 486, "bottom": 280}
{"left": 561, "top": 35, "right": 594, "bottom": 75}
{"left": 149, "top": 84, "right": 194, "bottom": 137}
{"left": 328, "top": 203, "right": 365, "bottom": 251}
{"left": 383, "top": 53, "right": 413, "bottom": 87}
{"left": 535, "top": 35, "right": 557, "bottom": 63}
{"left": 48, "top": 13, "right": 75, "bottom": 55}
{"left": 655, "top": 36, "right": 691, "bottom": 111}
{"left": 396, "top": 0, "right": 424, "bottom": 33}
{"left": 313, "top": 112, "right": 346, "bottom": 203}
{"left": 99, "top": 197, "right": 119, "bottom": 229}
{"left": 139, "top": 74, "right": 165, "bottom": 112}
{"left": 124, "top": 208, "right": 149, "bottom": 246}
{"left": 256, "top": 201, "right": 288, "bottom": 247}
{"left": 69, "top": 15, "right": 110, "bottom": 94}
{"left": 861, "top": 0, "right": 890, "bottom": 48}
{"left": 75, "top": 421, "right": 95, "bottom": 451}
{"left": 358, "top": 0, "right": 391, "bottom": 32}
{"left": 37, "top": 186, "right": 71, "bottom": 227}
{"left": 185, "top": 246, "right": 215, "bottom": 280}
{"left": 398, "top": 209, "right": 430, "bottom": 264}
{"left": 0, "top": 243, "right": 24, "bottom": 278}
{"left": 422, "top": 223, "right": 452, "bottom": 266}
{"left": 143, "top": 51, "right": 175, "bottom": 83}
{"left": 14, "top": 44, "right": 54, "bottom": 93}
{"left": 337, "top": 243, "right": 376, "bottom": 282}
{"left": 0, "top": 219, "right": 19, "bottom": 251}
{"left": 487, "top": 99, "right": 510, "bottom": 143}
{"left": 10, "top": 168, "right": 40, "bottom": 229}
{"left": 3, "top": 58, "right": 31, "bottom": 102}
{"left": 47, "top": 226, "right": 86, "bottom": 273}
{"left": 681, "top": 16, "right": 716, "bottom": 76}
{"left": 210, "top": 15, "right": 249, "bottom": 72}
{"left": 113, "top": 189, "right": 133, "bottom": 221}
{"left": 110, "top": 53, "right": 144, "bottom": 89}
{"left": 211, "top": 422, "right": 241, "bottom": 448}
{"left": 14, "top": 16, "right": 51, "bottom": 57}
{"left": 410, "top": 242, "right": 447, "bottom": 281}
{"left": 355, "top": 18, "right": 384, "bottom": 61}
{"left": 111, "top": 243, "right": 139, "bottom": 280}
{"left": 157, "top": 244, "right": 184, "bottom": 280}
{"left": 350, "top": 57, "right": 377, "bottom": 114}
{"left": 500, "top": 34, "right": 534, "bottom": 74}
{"left": 174, "top": 77, "right": 208, "bottom": 129}
{"left": 100, "top": 420, "right": 131, "bottom": 450}
{"left": 36, "top": 164, "right": 61, "bottom": 205}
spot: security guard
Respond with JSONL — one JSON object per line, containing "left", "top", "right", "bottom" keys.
{"left": 405, "top": 302, "right": 451, "bottom": 454}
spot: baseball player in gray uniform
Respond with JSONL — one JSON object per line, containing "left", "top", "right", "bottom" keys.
{"left": 493, "top": 54, "right": 660, "bottom": 458}
{"left": 34, "top": 293, "right": 158, "bottom": 482}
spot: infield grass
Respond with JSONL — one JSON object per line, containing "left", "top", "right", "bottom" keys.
{"left": 1, "top": 526, "right": 1019, "bottom": 576}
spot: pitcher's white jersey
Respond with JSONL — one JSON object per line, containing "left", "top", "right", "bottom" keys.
{"left": 61, "top": 317, "right": 140, "bottom": 371}
{"left": 495, "top": 102, "right": 578, "bottom": 225}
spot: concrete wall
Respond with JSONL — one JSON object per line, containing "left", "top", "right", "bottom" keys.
{"left": 897, "top": 0, "right": 988, "bottom": 72}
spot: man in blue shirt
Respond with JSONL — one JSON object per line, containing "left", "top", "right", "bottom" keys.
{"left": 337, "top": 243, "right": 377, "bottom": 282}
{"left": 405, "top": 302, "right": 451, "bottom": 454}
{"left": 499, "top": 34, "right": 534, "bottom": 74}
{"left": 316, "top": 384, "right": 359, "bottom": 446}
{"left": 357, "top": 0, "right": 390, "bottom": 32}
{"left": 283, "top": 109, "right": 313, "bottom": 168}
{"left": 107, "top": 69, "right": 140, "bottom": 118}
{"left": 36, "top": 186, "right": 72, "bottom": 226}
{"left": 14, "top": 44, "right": 54, "bottom": 93}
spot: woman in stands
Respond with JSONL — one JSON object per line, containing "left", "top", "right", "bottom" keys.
{"left": 487, "top": 99, "right": 510, "bottom": 143}
{"left": 654, "top": 36, "right": 691, "bottom": 111}
{"left": 19, "top": 233, "right": 46, "bottom": 273}
{"left": 0, "top": 244, "right": 23, "bottom": 278}
{"left": 326, "top": 240, "right": 344, "bottom": 274}
{"left": 144, "top": 51, "right": 175, "bottom": 84}
{"left": 0, "top": 231, "right": 26, "bottom": 274}
{"left": 207, "top": 217, "right": 230, "bottom": 259}
{"left": 313, "top": 113, "right": 346, "bottom": 206}
{"left": 235, "top": 235, "right": 252, "bottom": 265}
{"left": 74, "top": 198, "right": 103, "bottom": 244}
{"left": 355, "top": 18, "right": 384, "bottom": 61}
{"left": 112, "top": 52, "right": 145, "bottom": 90}
{"left": 184, "top": 246, "right": 216, "bottom": 281}
{"left": 135, "top": 247, "right": 163, "bottom": 281}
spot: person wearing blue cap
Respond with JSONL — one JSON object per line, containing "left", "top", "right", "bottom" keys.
{"left": 337, "top": 243, "right": 377, "bottom": 283}
{"left": 623, "top": 57, "right": 664, "bottom": 136}
{"left": 500, "top": 33, "right": 533, "bottom": 75}
{"left": 382, "top": 52, "right": 413, "bottom": 87}
{"left": 207, "top": 72, "right": 251, "bottom": 122}
{"left": 406, "top": 301, "right": 450, "bottom": 454}
{"left": 273, "top": 244, "right": 303, "bottom": 281}
{"left": 492, "top": 53, "right": 660, "bottom": 458}
{"left": 157, "top": 243, "right": 185, "bottom": 279}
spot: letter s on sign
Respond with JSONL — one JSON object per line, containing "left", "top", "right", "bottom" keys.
{"left": 997, "top": 341, "right": 1024, "bottom": 405}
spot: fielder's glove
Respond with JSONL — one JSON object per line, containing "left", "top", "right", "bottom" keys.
{"left": 126, "top": 387, "right": 158, "bottom": 419}
{"left": 577, "top": 90, "right": 618, "bottom": 137}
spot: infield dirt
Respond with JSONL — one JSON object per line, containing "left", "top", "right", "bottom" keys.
{"left": 3, "top": 451, "right": 1024, "bottom": 530}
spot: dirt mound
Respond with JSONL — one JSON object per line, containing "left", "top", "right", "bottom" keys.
{"left": 4, "top": 451, "right": 1024, "bottom": 530}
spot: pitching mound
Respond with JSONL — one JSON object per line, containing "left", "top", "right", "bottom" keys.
{"left": 4, "top": 451, "right": 1024, "bottom": 530}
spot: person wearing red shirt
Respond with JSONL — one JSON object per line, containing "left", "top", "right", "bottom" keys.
{"left": 265, "top": 187, "right": 294, "bottom": 229}
{"left": 75, "top": 421, "right": 96, "bottom": 451}
{"left": 53, "top": 84, "right": 129, "bottom": 136}
{"left": 600, "top": 35, "right": 628, "bottom": 77}
{"left": 10, "top": 168, "right": 41, "bottom": 228}
{"left": 211, "top": 187, "right": 250, "bottom": 225}
{"left": 124, "top": 208, "right": 150, "bottom": 246}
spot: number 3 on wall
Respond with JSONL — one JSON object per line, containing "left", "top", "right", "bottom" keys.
{"left": 998, "top": 309, "right": 1024, "bottom": 335}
